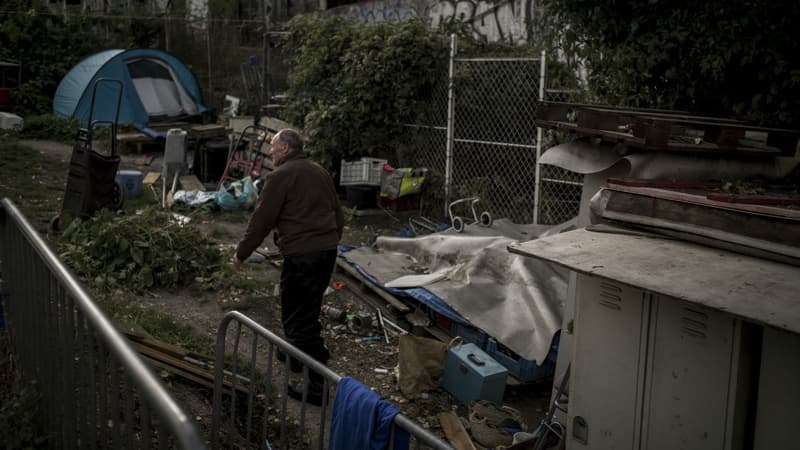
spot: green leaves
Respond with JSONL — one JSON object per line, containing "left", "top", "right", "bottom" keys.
{"left": 56, "top": 207, "right": 230, "bottom": 293}
{"left": 282, "top": 16, "right": 450, "bottom": 168}
{"left": 542, "top": 0, "right": 800, "bottom": 128}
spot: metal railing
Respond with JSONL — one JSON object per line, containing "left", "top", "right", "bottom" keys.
{"left": 0, "top": 198, "right": 205, "bottom": 449}
{"left": 211, "top": 311, "right": 453, "bottom": 450}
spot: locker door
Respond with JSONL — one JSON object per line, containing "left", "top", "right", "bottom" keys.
{"left": 753, "top": 327, "right": 800, "bottom": 449}
{"left": 568, "top": 275, "right": 650, "bottom": 450}
{"left": 642, "top": 296, "right": 739, "bottom": 450}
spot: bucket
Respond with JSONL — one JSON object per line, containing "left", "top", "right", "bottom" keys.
{"left": 345, "top": 186, "right": 378, "bottom": 209}
{"left": 116, "top": 170, "right": 144, "bottom": 197}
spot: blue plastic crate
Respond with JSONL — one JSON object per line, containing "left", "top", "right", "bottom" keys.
{"left": 451, "top": 321, "right": 489, "bottom": 349}
{"left": 485, "top": 333, "right": 559, "bottom": 382}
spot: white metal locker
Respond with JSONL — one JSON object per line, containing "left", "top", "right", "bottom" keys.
{"left": 753, "top": 327, "right": 800, "bottom": 449}
{"left": 642, "top": 296, "right": 740, "bottom": 450}
{"left": 568, "top": 275, "right": 651, "bottom": 449}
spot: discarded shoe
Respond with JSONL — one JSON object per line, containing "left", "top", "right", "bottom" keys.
{"left": 276, "top": 350, "right": 303, "bottom": 373}
{"left": 287, "top": 381, "right": 326, "bottom": 406}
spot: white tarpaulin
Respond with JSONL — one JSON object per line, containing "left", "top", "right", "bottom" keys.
{"left": 342, "top": 219, "right": 571, "bottom": 363}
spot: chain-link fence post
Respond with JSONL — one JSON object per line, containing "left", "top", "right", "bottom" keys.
{"left": 444, "top": 33, "right": 458, "bottom": 218}
{"left": 534, "top": 49, "right": 547, "bottom": 224}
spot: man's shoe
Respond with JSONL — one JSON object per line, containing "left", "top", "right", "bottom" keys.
{"left": 287, "top": 381, "right": 326, "bottom": 406}
{"left": 276, "top": 351, "right": 303, "bottom": 373}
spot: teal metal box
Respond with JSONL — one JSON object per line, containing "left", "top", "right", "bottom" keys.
{"left": 441, "top": 343, "right": 507, "bottom": 405}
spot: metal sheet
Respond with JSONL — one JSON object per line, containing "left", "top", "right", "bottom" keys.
{"left": 540, "top": 141, "right": 797, "bottom": 180}
{"left": 508, "top": 228, "right": 800, "bottom": 334}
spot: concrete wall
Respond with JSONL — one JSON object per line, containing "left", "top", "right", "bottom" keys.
{"left": 326, "top": 0, "right": 541, "bottom": 44}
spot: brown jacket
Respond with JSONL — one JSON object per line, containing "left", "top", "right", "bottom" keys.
{"left": 235, "top": 153, "right": 343, "bottom": 259}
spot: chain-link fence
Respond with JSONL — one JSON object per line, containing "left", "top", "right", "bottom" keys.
{"left": 535, "top": 88, "right": 583, "bottom": 225}
{"left": 30, "top": 2, "right": 286, "bottom": 117}
{"left": 404, "top": 36, "right": 583, "bottom": 225}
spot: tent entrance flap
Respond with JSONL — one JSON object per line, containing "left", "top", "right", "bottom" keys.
{"left": 127, "top": 58, "right": 199, "bottom": 121}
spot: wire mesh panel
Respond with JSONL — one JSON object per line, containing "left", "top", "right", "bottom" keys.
{"left": 211, "top": 311, "right": 453, "bottom": 450}
{"left": 534, "top": 88, "right": 584, "bottom": 225}
{"left": 449, "top": 57, "right": 541, "bottom": 223}
{"left": 401, "top": 74, "right": 450, "bottom": 217}
{"left": 536, "top": 164, "right": 583, "bottom": 225}
{"left": 0, "top": 199, "right": 205, "bottom": 449}
{"left": 404, "top": 47, "right": 585, "bottom": 226}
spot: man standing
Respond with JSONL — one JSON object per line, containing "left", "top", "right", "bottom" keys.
{"left": 233, "top": 128, "right": 343, "bottom": 405}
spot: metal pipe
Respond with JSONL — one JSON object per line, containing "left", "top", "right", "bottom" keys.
{"left": 444, "top": 33, "right": 457, "bottom": 217}
{"left": 533, "top": 49, "right": 547, "bottom": 224}
{"left": 0, "top": 198, "right": 205, "bottom": 449}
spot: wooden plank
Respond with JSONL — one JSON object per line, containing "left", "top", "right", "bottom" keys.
{"left": 537, "top": 101, "right": 714, "bottom": 122}
{"left": 116, "top": 132, "right": 154, "bottom": 143}
{"left": 333, "top": 272, "right": 398, "bottom": 318}
{"left": 535, "top": 120, "right": 647, "bottom": 146}
{"left": 335, "top": 257, "right": 411, "bottom": 313}
{"left": 438, "top": 411, "right": 477, "bottom": 450}
{"left": 142, "top": 171, "right": 161, "bottom": 185}
{"left": 129, "top": 340, "right": 248, "bottom": 394}
{"left": 179, "top": 174, "right": 206, "bottom": 192}
{"left": 607, "top": 178, "right": 721, "bottom": 190}
{"left": 189, "top": 123, "right": 227, "bottom": 140}
{"left": 124, "top": 331, "right": 188, "bottom": 359}
{"left": 536, "top": 101, "right": 798, "bottom": 155}
{"left": 604, "top": 183, "right": 800, "bottom": 219}
{"left": 535, "top": 119, "right": 782, "bottom": 157}
{"left": 706, "top": 193, "right": 800, "bottom": 206}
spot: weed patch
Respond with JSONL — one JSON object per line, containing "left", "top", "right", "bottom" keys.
{"left": 0, "top": 337, "right": 46, "bottom": 448}
{"left": 0, "top": 142, "right": 67, "bottom": 225}
{"left": 56, "top": 207, "right": 232, "bottom": 293}
{"left": 97, "top": 295, "right": 216, "bottom": 356}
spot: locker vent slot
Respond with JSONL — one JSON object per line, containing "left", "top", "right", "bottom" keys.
{"left": 680, "top": 307, "right": 709, "bottom": 339}
{"left": 598, "top": 282, "right": 622, "bottom": 310}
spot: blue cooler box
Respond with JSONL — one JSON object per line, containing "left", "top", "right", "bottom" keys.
{"left": 441, "top": 343, "right": 507, "bottom": 405}
{"left": 115, "top": 170, "right": 143, "bottom": 198}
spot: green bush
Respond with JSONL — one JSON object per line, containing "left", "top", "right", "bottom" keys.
{"left": 282, "top": 16, "right": 450, "bottom": 168}
{"left": 17, "top": 114, "right": 79, "bottom": 142}
{"left": 542, "top": 0, "right": 800, "bottom": 128}
{"left": 56, "top": 207, "right": 232, "bottom": 293}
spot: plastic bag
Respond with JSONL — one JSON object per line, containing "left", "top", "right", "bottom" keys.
{"left": 215, "top": 176, "right": 258, "bottom": 211}
{"left": 397, "top": 334, "right": 448, "bottom": 397}
{"left": 380, "top": 167, "right": 427, "bottom": 199}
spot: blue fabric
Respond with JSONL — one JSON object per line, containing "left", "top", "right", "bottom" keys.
{"left": 338, "top": 246, "right": 470, "bottom": 326}
{"left": 141, "top": 127, "right": 167, "bottom": 139}
{"left": 330, "top": 377, "right": 409, "bottom": 450}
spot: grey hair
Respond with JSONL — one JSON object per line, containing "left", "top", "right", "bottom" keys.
{"left": 276, "top": 128, "right": 304, "bottom": 153}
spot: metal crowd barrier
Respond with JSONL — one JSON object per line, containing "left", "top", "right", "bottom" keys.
{"left": 0, "top": 198, "right": 205, "bottom": 449}
{"left": 211, "top": 311, "right": 454, "bottom": 450}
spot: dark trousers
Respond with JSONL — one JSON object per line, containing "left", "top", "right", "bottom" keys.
{"left": 280, "top": 249, "right": 337, "bottom": 376}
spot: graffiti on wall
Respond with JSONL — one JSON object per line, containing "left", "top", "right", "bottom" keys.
{"left": 327, "top": 0, "right": 540, "bottom": 44}
{"left": 329, "top": 0, "right": 430, "bottom": 23}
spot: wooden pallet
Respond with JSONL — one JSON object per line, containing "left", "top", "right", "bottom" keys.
{"left": 116, "top": 132, "right": 159, "bottom": 153}
{"left": 536, "top": 101, "right": 799, "bottom": 157}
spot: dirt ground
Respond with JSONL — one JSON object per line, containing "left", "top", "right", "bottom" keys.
{"left": 11, "top": 139, "right": 553, "bottom": 448}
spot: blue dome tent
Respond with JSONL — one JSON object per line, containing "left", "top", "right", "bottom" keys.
{"left": 53, "top": 49, "right": 208, "bottom": 129}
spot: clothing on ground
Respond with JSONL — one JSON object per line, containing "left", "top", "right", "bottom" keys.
{"left": 329, "top": 376, "right": 409, "bottom": 450}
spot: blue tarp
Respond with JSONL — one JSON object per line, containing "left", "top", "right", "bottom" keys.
{"left": 53, "top": 49, "right": 207, "bottom": 129}
{"left": 338, "top": 245, "right": 470, "bottom": 326}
